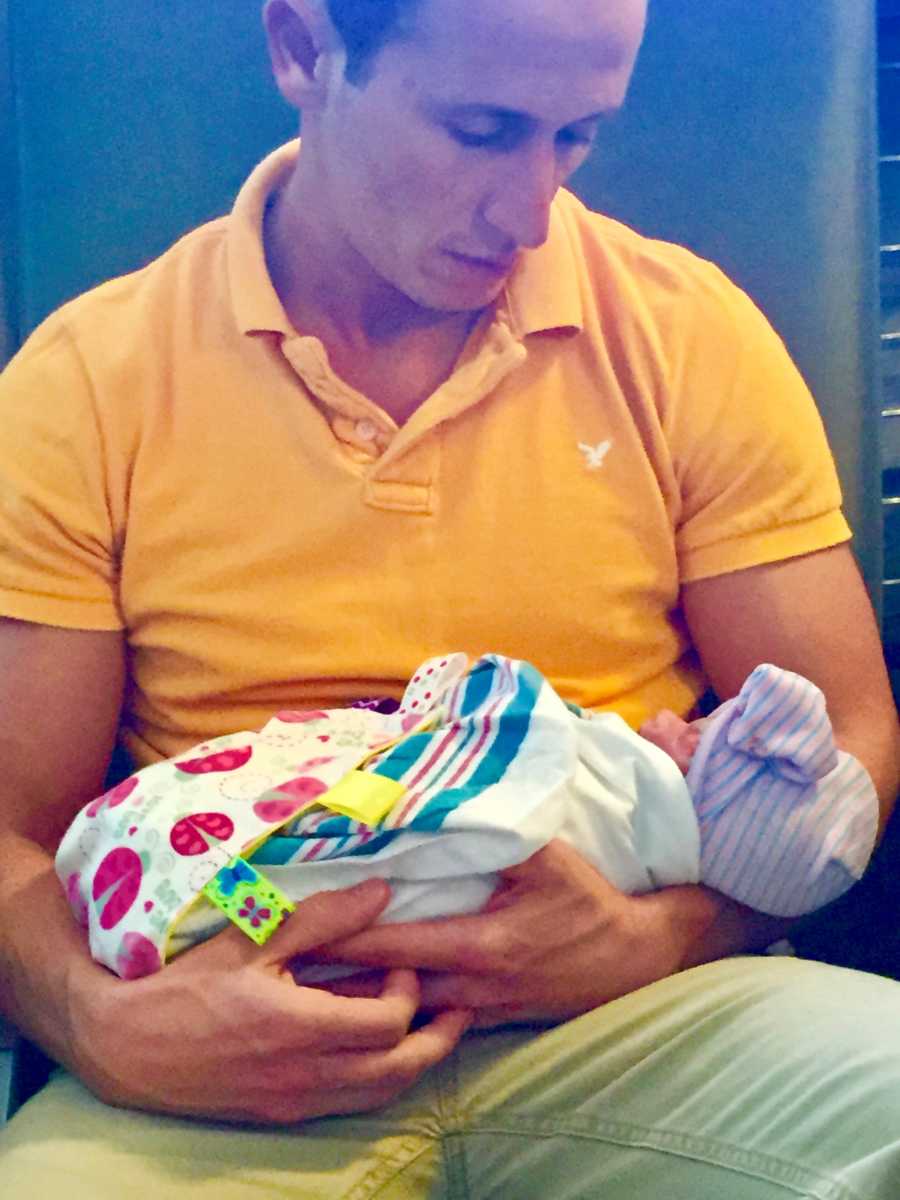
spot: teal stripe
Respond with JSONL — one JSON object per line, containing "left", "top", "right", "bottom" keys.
{"left": 253, "top": 658, "right": 545, "bottom": 857}
{"left": 370, "top": 731, "right": 442, "bottom": 783}
{"left": 343, "top": 831, "right": 400, "bottom": 858}
{"left": 253, "top": 828, "right": 401, "bottom": 864}
{"left": 371, "top": 658, "right": 507, "bottom": 786}
{"left": 250, "top": 837, "right": 300, "bottom": 865}
{"left": 459, "top": 658, "right": 497, "bottom": 716}
{"left": 371, "top": 720, "right": 482, "bottom": 821}
{"left": 409, "top": 661, "right": 542, "bottom": 832}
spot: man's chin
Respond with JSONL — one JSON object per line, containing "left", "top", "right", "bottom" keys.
{"left": 408, "top": 274, "right": 510, "bottom": 316}
{"left": 404, "top": 249, "right": 517, "bottom": 311}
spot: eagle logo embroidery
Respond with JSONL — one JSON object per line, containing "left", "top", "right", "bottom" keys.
{"left": 578, "top": 440, "right": 613, "bottom": 470}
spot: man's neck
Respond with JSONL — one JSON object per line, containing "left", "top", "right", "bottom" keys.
{"left": 262, "top": 167, "right": 487, "bottom": 422}
{"left": 264, "top": 165, "right": 477, "bottom": 350}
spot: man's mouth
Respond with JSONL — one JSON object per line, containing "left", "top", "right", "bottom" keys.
{"left": 447, "top": 251, "right": 516, "bottom": 274}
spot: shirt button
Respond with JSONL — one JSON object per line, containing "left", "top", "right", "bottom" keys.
{"left": 356, "top": 418, "right": 378, "bottom": 442}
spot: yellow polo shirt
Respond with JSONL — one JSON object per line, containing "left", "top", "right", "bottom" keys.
{"left": 0, "top": 142, "right": 849, "bottom": 765}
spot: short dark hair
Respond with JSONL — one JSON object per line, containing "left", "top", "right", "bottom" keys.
{"left": 326, "top": 0, "right": 423, "bottom": 85}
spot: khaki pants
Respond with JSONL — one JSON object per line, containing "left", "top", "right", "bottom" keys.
{"left": 2, "top": 957, "right": 898, "bottom": 1199}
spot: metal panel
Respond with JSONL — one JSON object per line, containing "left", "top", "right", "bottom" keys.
{"left": 882, "top": 160, "right": 900, "bottom": 245}
{"left": 882, "top": 407, "right": 900, "bottom": 470}
{"left": 880, "top": 61, "right": 900, "bottom": 154}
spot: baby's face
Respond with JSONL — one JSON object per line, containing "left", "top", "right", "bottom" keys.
{"left": 639, "top": 710, "right": 705, "bottom": 774}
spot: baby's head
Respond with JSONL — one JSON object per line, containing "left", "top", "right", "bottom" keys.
{"left": 639, "top": 665, "right": 841, "bottom": 811}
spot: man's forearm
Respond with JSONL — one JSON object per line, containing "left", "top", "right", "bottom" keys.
{"left": 649, "top": 883, "right": 794, "bottom": 973}
{"left": 671, "top": 694, "right": 900, "bottom": 968}
{"left": 0, "top": 833, "right": 101, "bottom": 1069}
{"left": 832, "top": 710, "right": 900, "bottom": 839}
{"left": 685, "top": 708, "right": 899, "bottom": 964}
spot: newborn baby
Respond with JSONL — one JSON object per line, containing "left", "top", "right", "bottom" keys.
{"left": 57, "top": 655, "right": 877, "bottom": 979}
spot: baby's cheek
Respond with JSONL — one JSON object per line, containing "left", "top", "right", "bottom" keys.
{"left": 639, "top": 712, "right": 683, "bottom": 756}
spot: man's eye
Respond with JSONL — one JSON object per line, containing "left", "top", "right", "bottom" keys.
{"left": 445, "top": 122, "right": 597, "bottom": 154}
{"left": 556, "top": 127, "right": 598, "bottom": 150}
{"left": 447, "top": 125, "right": 509, "bottom": 149}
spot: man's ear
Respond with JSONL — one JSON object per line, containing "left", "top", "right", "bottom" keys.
{"left": 262, "top": 0, "right": 341, "bottom": 111}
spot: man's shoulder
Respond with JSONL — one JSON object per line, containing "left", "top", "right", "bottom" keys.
{"left": 68, "top": 215, "right": 231, "bottom": 320}
{"left": 554, "top": 188, "right": 747, "bottom": 312}
{"left": 20, "top": 215, "right": 233, "bottom": 363}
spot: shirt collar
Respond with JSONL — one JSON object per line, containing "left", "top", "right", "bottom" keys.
{"left": 500, "top": 195, "right": 585, "bottom": 339}
{"left": 227, "top": 141, "right": 299, "bottom": 337}
{"left": 227, "top": 140, "right": 585, "bottom": 340}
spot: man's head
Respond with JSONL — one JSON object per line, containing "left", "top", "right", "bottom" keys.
{"left": 323, "top": 0, "right": 422, "bottom": 86}
{"left": 263, "top": 0, "right": 648, "bottom": 314}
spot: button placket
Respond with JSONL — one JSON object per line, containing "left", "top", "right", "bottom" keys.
{"left": 355, "top": 418, "right": 378, "bottom": 443}
{"left": 281, "top": 336, "right": 395, "bottom": 456}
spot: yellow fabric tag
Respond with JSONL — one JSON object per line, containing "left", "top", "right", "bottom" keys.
{"left": 320, "top": 770, "right": 406, "bottom": 825}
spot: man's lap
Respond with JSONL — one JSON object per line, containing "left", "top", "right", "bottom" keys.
{"left": 2, "top": 956, "right": 898, "bottom": 1199}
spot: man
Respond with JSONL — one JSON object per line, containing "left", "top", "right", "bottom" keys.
{"left": 1, "top": 0, "right": 899, "bottom": 1195}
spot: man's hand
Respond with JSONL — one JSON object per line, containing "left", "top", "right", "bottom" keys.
{"left": 64, "top": 878, "right": 471, "bottom": 1124}
{"left": 310, "top": 841, "right": 719, "bottom": 1027}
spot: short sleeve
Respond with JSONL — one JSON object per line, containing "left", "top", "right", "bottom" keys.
{"left": 665, "top": 268, "right": 850, "bottom": 583}
{"left": 0, "top": 317, "right": 124, "bottom": 629}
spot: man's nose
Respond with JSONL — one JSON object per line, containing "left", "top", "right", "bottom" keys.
{"left": 481, "top": 145, "right": 560, "bottom": 251}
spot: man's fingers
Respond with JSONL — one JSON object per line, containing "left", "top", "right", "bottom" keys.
{"left": 317, "top": 1007, "right": 473, "bottom": 1093}
{"left": 498, "top": 840, "right": 585, "bottom": 883}
{"left": 282, "top": 967, "right": 421, "bottom": 1051}
{"left": 303, "top": 969, "right": 388, "bottom": 999}
{"left": 498, "top": 840, "right": 620, "bottom": 897}
{"left": 240, "top": 1009, "right": 473, "bottom": 1124}
{"left": 416, "top": 969, "right": 516, "bottom": 1011}
{"left": 378, "top": 966, "right": 421, "bottom": 1006}
{"left": 184, "top": 1007, "right": 472, "bottom": 1126}
{"left": 316, "top": 909, "right": 517, "bottom": 973}
{"left": 190, "top": 878, "right": 393, "bottom": 971}
{"left": 268, "top": 878, "right": 392, "bottom": 957}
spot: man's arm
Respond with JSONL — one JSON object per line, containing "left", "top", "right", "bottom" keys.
{"left": 673, "top": 541, "right": 900, "bottom": 967}
{"left": 317, "top": 544, "right": 900, "bottom": 1022}
{"left": 0, "top": 619, "right": 469, "bottom": 1121}
{"left": 681, "top": 543, "right": 900, "bottom": 835}
{"left": 0, "top": 621, "right": 125, "bottom": 1056}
